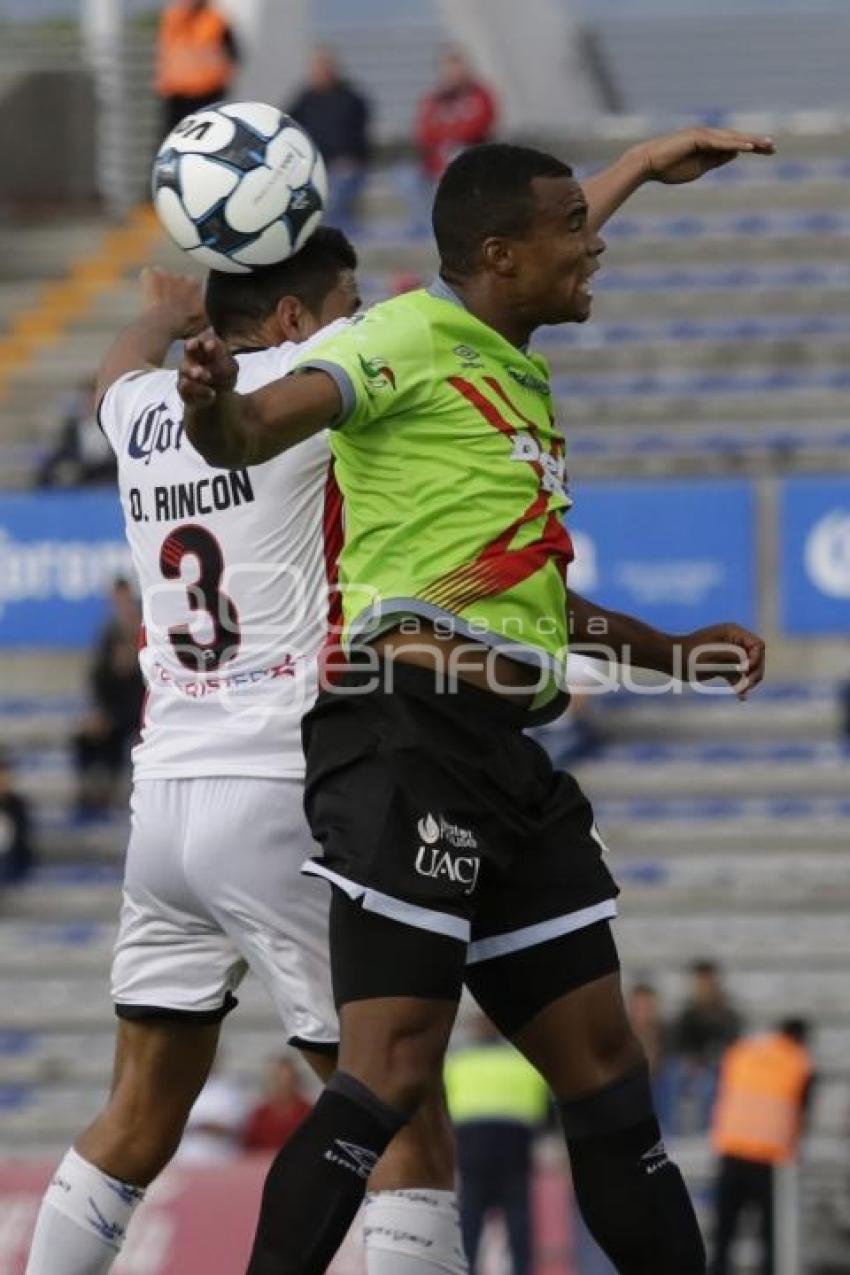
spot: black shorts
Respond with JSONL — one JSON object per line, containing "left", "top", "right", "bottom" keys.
{"left": 302, "top": 660, "right": 619, "bottom": 972}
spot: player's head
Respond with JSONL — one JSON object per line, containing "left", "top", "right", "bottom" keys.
{"left": 778, "top": 1018, "right": 810, "bottom": 1045}
{"left": 205, "top": 226, "right": 360, "bottom": 349}
{"left": 432, "top": 143, "right": 604, "bottom": 327}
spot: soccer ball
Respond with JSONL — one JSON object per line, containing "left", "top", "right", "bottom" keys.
{"left": 152, "top": 101, "right": 327, "bottom": 274}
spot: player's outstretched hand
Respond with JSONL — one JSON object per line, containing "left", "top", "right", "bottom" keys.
{"left": 637, "top": 127, "right": 775, "bottom": 185}
{"left": 141, "top": 266, "right": 208, "bottom": 339}
{"left": 178, "top": 333, "right": 238, "bottom": 408}
{"left": 682, "top": 623, "right": 766, "bottom": 700}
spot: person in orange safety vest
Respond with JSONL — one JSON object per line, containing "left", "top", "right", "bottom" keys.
{"left": 709, "top": 1019, "right": 814, "bottom": 1275}
{"left": 156, "top": 0, "right": 240, "bottom": 138}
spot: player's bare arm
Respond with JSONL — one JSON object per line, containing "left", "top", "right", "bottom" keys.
{"left": 582, "top": 127, "right": 775, "bottom": 233}
{"left": 569, "top": 590, "right": 766, "bottom": 699}
{"left": 95, "top": 267, "right": 208, "bottom": 408}
{"left": 179, "top": 331, "right": 341, "bottom": 467}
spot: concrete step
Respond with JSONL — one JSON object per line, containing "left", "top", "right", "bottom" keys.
{"left": 616, "top": 851, "right": 850, "bottom": 911}
{"left": 587, "top": 689, "right": 841, "bottom": 742}
{"left": 574, "top": 752, "right": 850, "bottom": 800}
{"left": 604, "top": 810, "right": 850, "bottom": 857}
{"left": 616, "top": 910, "right": 850, "bottom": 967}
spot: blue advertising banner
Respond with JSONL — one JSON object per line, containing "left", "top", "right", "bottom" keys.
{"left": 567, "top": 479, "right": 756, "bottom": 632}
{"left": 779, "top": 477, "right": 850, "bottom": 634}
{"left": 0, "top": 491, "right": 130, "bottom": 648}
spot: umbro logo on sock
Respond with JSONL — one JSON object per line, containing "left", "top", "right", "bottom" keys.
{"left": 325, "top": 1139, "right": 379, "bottom": 1179}
{"left": 640, "top": 1140, "right": 670, "bottom": 1175}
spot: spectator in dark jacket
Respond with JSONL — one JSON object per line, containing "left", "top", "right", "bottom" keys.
{"left": 669, "top": 960, "right": 743, "bottom": 1133}
{"left": 36, "top": 377, "right": 116, "bottom": 489}
{"left": 286, "top": 48, "right": 371, "bottom": 231}
{"left": 0, "top": 751, "right": 34, "bottom": 885}
{"left": 415, "top": 47, "right": 497, "bottom": 181}
{"left": 72, "top": 578, "right": 145, "bottom": 820}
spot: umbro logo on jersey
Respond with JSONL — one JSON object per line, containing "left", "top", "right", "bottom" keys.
{"left": 640, "top": 1140, "right": 670, "bottom": 1175}
{"left": 325, "top": 1139, "right": 379, "bottom": 1179}
{"left": 453, "top": 343, "right": 483, "bottom": 368}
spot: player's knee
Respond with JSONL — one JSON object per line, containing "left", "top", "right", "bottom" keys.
{"left": 588, "top": 1014, "right": 645, "bottom": 1080}
{"left": 340, "top": 1007, "right": 451, "bottom": 1114}
{"left": 103, "top": 1091, "right": 187, "bottom": 1181}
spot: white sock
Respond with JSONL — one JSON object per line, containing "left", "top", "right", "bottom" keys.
{"left": 25, "top": 1148, "right": 145, "bottom": 1275}
{"left": 363, "top": 1189, "right": 468, "bottom": 1273}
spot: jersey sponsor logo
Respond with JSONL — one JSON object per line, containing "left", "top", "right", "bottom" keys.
{"left": 148, "top": 654, "right": 298, "bottom": 697}
{"left": 417, "top": 812, "right": 478, "bottom": 851}
{"left": 357, "top": 353, "right": 396, "bottom": 394}
{"left": 128, "top": 402, "right": 185, "bottom": 464}
{"left": 324, "top": 1139, "right": 379, "bottom": 1179}
{"left": 417, "top": 813, "right": 441, "bottom": 844}
{"left": 415, "top": 812, "right": 480, "bottom": 894}
{"left": 415, "top": 846, "right": 480, "bottom": 894}
{"left": 509, "top": 432, "right": 568, "bottom": 498}
{"left": 506, "top": 366, "right": 550, "bottom": 396}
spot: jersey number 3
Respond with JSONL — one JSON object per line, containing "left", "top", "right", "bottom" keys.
{"left": 159, "top": 524, "right": 241, "bottom": 671}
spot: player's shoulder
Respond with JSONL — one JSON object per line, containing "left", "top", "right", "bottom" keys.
{"left": 98, "top": 365, "right": 179, "bottom": 448}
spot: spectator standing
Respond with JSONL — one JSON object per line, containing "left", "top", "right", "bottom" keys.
{"left": 709, "top": 1019, "right": 815, "bottom": 1275}
{"left": 286, "top": 48, "right": 371, "bottom": 232}
{"left": 670, "top": 959, "right": 743, "bottom": 1132}
{"left": 72, "top": 578, "right": 144, "bottom": 820}
{"left": 242, "top": 1055, "right": 313, "bottom": 1154}
{"left": 36, "top": 378, "right": 116, "bottom": 489}
{"left": 445, "top": 1017, "right": 549, "bottom": 1275}
{"left": 156, "top": 0, "right": 240, "bottom": 139}
{"left": 627, "top": 982, "right": 675, "bottom": 1131}
{"left": 415, "top": 48, "right": 497, "bottom": 182}
{"left": 0, "top": 750, "right": 34, "bottom": 885}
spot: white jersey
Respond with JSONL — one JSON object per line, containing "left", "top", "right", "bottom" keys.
{"left": 99, "top": 327, "right": 343, "bottom": 779}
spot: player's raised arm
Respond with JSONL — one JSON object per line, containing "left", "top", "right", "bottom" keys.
{"left": 95, "top": 267, "right": 207, "bottom": 408}
{"left": 568, "top": 590, "right": 765, "bottom": 699}
{"left": 179, "top": 332, "right": 341, "bottom": 467}
{"left": 582, "top": 126, "right": 775, "bottom": 233}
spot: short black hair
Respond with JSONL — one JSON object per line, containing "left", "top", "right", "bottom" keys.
{"left": 432, "top": 143, "right": 573, "bottom": 276}
{"left": 205, "top": 226, "right": 357, "bottom": 339}
{"left": 779, "top": 1018, "right": 810, "bottom": 1044}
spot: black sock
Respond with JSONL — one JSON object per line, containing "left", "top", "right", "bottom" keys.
{"left": 561, "top": 1068, "right": 706, "bottom": 1274}
{"left": 246, "top": 1071, "right": 408, "bottom": 1275}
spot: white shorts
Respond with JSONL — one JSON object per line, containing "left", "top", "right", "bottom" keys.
{"left": 111, "top": 776, "right": 337, "bottom": 1051}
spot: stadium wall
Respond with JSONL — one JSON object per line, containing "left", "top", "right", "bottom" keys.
{"left": 2, "top": 479, "right": 848, "bottom": 652}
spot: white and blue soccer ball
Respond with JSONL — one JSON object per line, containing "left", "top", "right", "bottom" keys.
{"left": 152, "top": 101, "right": 327, "bottom": 274}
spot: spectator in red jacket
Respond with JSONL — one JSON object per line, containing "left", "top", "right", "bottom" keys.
{"left": 242, "top": 1055, "right": 313, "bottom": 1153}
{"left": 415, "top": 47, "right": 497, "bottom": 181}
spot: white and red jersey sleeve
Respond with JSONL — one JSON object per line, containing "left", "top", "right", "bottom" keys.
{"left": 99, "top": 326, "right": 345, "bottom": 779}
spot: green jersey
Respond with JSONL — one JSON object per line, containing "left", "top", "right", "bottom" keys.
{"left": 295, "top": 281, "right": 575, "bottom": 715}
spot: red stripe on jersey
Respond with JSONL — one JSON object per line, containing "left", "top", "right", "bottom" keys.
{"left": 482, "top": 375, "right": 539, "bottom": 432}
{"left": 319, "top": 461, "right": 346, "bottom": 688}
{"left": 447, "top": 375, "right": 516, "bottom": 439}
